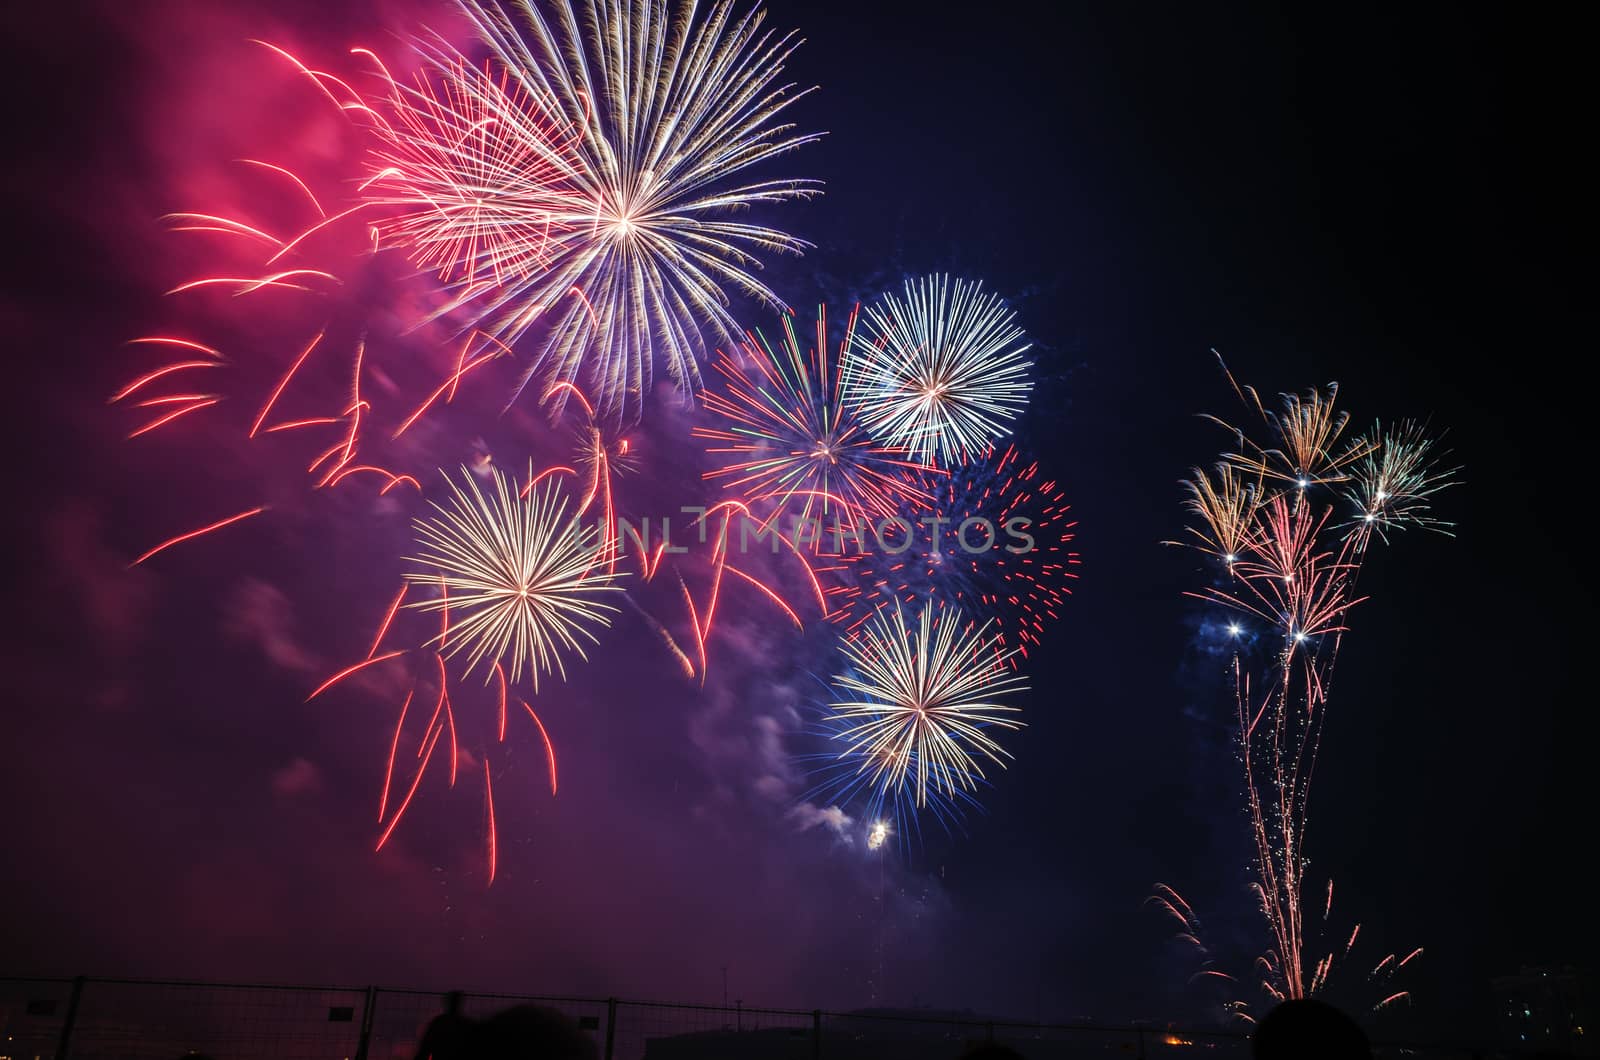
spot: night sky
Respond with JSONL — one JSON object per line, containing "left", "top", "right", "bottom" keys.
{"left": 4, "top": 0, "right": 1589, "bottom": 1044}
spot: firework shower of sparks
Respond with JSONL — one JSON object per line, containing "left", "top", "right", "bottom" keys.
{"left": 1157, "top": 359, "right": 1457, "bottom": 1013}
{"left": 826, "top": 601, "right": 1027, "bottom": 815}
{"left": 426, "top": 0, "right": 823, "bottom": 425}
{"left": 407, "top": 465, "right": 624, "bottom": 687}
{"left": 361, "top": 47, "right": 586, "bottom": 287}
{"left": 109, "top": 6, "right": 1057, "bottom": 885}
{"left": 841, "top": 274, "right": 1033, "bottom": 466}
{"left": 694, "top": 305, "right": 933, "bottom": 536}
{"left": 824, "top": 445, "right": 1079, "bottom": 662}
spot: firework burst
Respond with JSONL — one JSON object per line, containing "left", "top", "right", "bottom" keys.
{"left": 694, "top": 305, "right": 932, "bottom": 536}
{"left": 827, "top": 602, "right": 1027, "bottom": 812}
{"left": 826, "top": 445, "right": 1078, "bottom": 661}
{"left": 1205, "top": 357, "right": 1375, "bottom": 490}
{"left": 422, "top": 0, "right": 823, "bottom": 425}
{"left": 842, "top": 275, "right": 1033, "bottom": 465}
{"left": 1158, "top": 362, "right": 1457, "bottom": 1012}
{"left": 362, "top": 47, "right": 586, "bottom": 286}
{"left": 1343, "top": 421, "right": 1459, "bottom": 543}
{"left": 798, "top": 693, "right": 987, "bottom": 848}
{"left": 406, "top": 466, "right": 623, "bottom": 687}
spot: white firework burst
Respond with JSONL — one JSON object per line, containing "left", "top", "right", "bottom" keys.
{"left": 406, "top": 466, "right": 623, "bottom": 687}
{"left": 829, "top": 602, "right": 1028, "bottom": 810}
{"left": 842, "top": 274, "right": 1033, "bottom": 465}
{"left": 415, "top": 0, "right": 823, "bottom": 425}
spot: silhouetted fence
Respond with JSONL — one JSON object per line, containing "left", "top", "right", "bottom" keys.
{"left": 1, "top": 975, "right": 1491, "bottom": 1059}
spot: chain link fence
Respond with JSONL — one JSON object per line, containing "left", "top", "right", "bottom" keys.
{"left": 1, "top": 976, "right": 1496, "bottom": 1059}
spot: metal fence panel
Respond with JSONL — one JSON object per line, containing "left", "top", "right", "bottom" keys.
{"left": 0, "top": 975, "right": 1497, "bottom": 1059}
{"left": 60, "top": 979, "right": 366, "bottom": 1060}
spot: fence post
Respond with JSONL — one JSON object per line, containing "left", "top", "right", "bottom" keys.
{"left": 986, "top": 1020, "right": 994, "bottom": 1043}
{"left": 811, "top": 1009, "right": 821, "bottom": 1059}
{"left": 1134, "top": 1027, "right": 1146, "bottom": 1059}
{"left": 353, "top": 985, "right": 378, "bottom": 1060}
{"left": 603, "top": 997, "right": 617, "bottom": 1060}
{"left": 54, "top": 976, "right": 86, "bottom": 1060}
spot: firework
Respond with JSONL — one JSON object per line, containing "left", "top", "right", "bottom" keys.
{"left": 415, "top": 0, "right": 822, "bottom": 425}
{"left": 841, "top": 275, "right": 1033, "bottom": 465}
{"left": 618, "top": 499, "right": 827, "bottom": 680}
{"left": 1159, "top": 364, "right": 1456, "bottom": 1011}
{"left": 362, "top": 48, "right": 586, "bottom": 286}
{"left": 1343, "top": 421, "right": 1459, "bottom": 543}
{"left": 1177, "top": 463, "right": 1259, "bottom": 564}
{"left": 827, "top": 601, "right": 1027, "bottom": 812}
{"left": 694, "top": 305, "right": 932, "bottom": 535}
{"left": 825, "top": 445, "right": 1078, "bottom": 661}
{"left": 1204, "top": 357, "right": 1375, "bottom": 490}
{"left": 406, "top": 466, "right": 623, "bottom": 687}
{"left": 798, "top": 696, "right": 987, "bottom": 848}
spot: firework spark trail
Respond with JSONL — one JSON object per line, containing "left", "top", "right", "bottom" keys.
{"left": 540, "top": 381, "right": 630, "bottom": 573}
{"left": 1204, "top": 354, "right": 1375, "bottom": 491}
{"left": 694, "top": 305, "right": 934, "bottom": 536}
{"left": 824, "top": 445, "right": 1079, "bottom": 661}
{"left": 1158, "top": 362, "right": 1456, "bottom": 1012}
{"left": 361, "top": 48, "right": 584, "bottom": 286}
{"left": 130, "top": 507, "right": 267, "bottom": 566}
{"left": 323, "top": 608, "right": 565, "bottom": 879}
{"left": 406, "top": 466, "right": 624, "bottom": 687}
{"left": 828, "top": 602, "right": 1027, "bottom": 812}
{"left": 414, "top": 0, "right": 824, "bottom": 426}
{"left": 1343, "top": 421, "right": 1461, "bottom": 545}
{"left": 841, "top": 275, "right": 1033, "bottom": 465}
{"left": 616, "top": 499, "right": 827, "bottom": 679}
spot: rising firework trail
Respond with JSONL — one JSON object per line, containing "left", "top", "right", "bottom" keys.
{"left": 1158, "top": 361, "right": 1457, "bottom": 1013}
{"left": 842, "top": 275, "right": 1033, "bottom": 465}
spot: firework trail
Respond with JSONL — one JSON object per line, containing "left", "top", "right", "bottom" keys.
{"left": 617, "top": 499, "right": 828, "bottom": 681}
{"left": 694, "top": 304, "right": 933, "bottom": 537}
{"left": 313, "top": 614, "right": 562, "bottom": 883}
{"left": 827, "top": 601, "right": 1027, "bottom": 813}
{"left": 114, "top": 42, "right": 550, "bottom": 571}
{"left": 1157, "top": 360, "right": 1456, "bottom": 1012}
{"left": 825, "top": 445, "right": 1079, "bottom": 662}
{"left": 361, "top": 49, "right": 585, "bottom": 287}
{"left": 407, "top": 465, "right": 624, "bottom": 687}
{"left": 842, "top": 275, "right": 1033, "bottom": 465}
{"left": 424, "top": 0, "right": 823, "bottom": 425}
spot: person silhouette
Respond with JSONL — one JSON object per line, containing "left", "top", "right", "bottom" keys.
{"left": 1252, "top": 998, "right": 1372, "bottom": 1059}
{"left": 414, "top": 991, "right": 474, "bottom": 1060}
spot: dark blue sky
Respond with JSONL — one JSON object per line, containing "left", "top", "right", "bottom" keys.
{"left": 3, "top": 0, "right": 1588, "bottom": 1043}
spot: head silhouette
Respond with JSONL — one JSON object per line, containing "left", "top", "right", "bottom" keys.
{"left": 1252, "top": 999, "right": 1372, "bottom": 1060}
